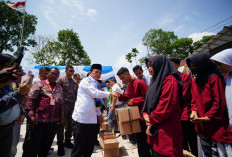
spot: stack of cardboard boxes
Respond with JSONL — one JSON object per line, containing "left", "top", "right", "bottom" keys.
{"left": 99, "top": 115, "right": 120, "bottom": 157}
{"left": 101, "top": 115, "right": 110, "bottom": 130}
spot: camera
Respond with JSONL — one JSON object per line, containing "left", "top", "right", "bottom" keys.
{"left": 0, "top": 47, "right": 24, "bottom": 83}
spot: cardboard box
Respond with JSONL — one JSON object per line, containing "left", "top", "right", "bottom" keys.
{"left": 116, "top": 107, "right": 141, "bottom": 135}
{"left": 101, "top": 122, "right": 110, "bottom": 130}
{"left": 99, "top": 137, "right": 119, "bottom": 149}
{"left": 118, "top": 120, "right": 141, "bottom": 135}
{"left": 104, "top": 148, "right": 119, "bottom": 157}
{"left": 99, "top": 130, "right": 116, "bottom": 140}
{"left": 99, "top": 131, "right": 119, "bottom": 157}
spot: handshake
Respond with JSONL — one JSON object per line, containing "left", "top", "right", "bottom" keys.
{"left": 111, "top": 91, "right": 120, "bottom": 98}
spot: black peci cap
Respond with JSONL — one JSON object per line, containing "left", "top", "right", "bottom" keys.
{"left": 90, "top": 64, "right": 102, "bottom": 71}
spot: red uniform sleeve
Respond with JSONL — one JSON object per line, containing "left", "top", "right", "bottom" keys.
{"left": 149, "top": 76, "right": 179, "bottom": 125}
{"left": 118, "top": 80, "right": 134, "bottom": 102}
{"left": 205, "top": 76, "right": 225, "bottom": 120}
{"left": 191, "top": 80, "right": 197, "bottom": 111}
{"left": 181, "top": 74, "right": 192, "bottom": 120}
{"left": 133, "top": 81, "right": 148, "bottom": 106}
{"left": 118, "top": 92, "right": 130, "bottom": 102}
{"left": 182, "top": 74, "right": 192, "bottom": 102}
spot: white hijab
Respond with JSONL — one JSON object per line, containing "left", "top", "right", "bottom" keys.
{"left": 211, "top": 48, "right": 232, "bottom": 131}
{"left": 210, "top": 48, "right": 232, "bottom": 66}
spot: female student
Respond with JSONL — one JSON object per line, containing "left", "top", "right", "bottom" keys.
{"left": 211, "top": 48, "right": 232, "bottom": 156}
{"left": 142, "top": 55, "right": 183, "bottom": 157}
{"left": 187, "top": 53, "right": 232, "bottom": 156}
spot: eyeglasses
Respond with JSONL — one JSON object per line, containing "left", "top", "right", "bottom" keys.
{"left": 50, "top": 72, "right": 60, "bottom": 77}
{"left": 69, "top": 70, "right": 74, "bottom": 72}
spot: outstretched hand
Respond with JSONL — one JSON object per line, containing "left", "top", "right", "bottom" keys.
{"left": 111, "top": 91, "right": 120, "bottom": 98}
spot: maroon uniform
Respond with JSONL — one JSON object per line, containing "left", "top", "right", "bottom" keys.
{"left": 118, "top": 77, "right": 148, "bottom": 116}
{"left": 144, "top": 75, "right": 183, "bottom": 157}
{"left": 180, "top": 73, "right": 192, "bottom": 120}
{"left": 191, "top": 75, "right": 232, "bottom": 143}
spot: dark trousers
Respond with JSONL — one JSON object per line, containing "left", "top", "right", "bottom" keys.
{"left": 95, "top": 121, "right": 100, "bottom": 144}
{"left": 71, "top": 120, "right": 98, "bottom": 157}
{"left": 22, "top": 122, "right": 58, "bottom": 157}
{"left": 0, "top": 123, "right": 13, "bottom": 157}
{"left": 57, "top": 105, "right": 74, "bottom": 144}
{"left": 182, "top": 121, "right": 198, "bottom": 157}
{"left": 136, "top": 120, "right": 152, "bottom": 157}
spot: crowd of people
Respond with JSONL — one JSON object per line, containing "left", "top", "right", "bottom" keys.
{"left": 0, "top": 48, "right": 232, "bottom": 157}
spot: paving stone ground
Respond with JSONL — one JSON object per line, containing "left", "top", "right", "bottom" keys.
{"left": 16, "top": 121, "right": 139, "bottom": 157}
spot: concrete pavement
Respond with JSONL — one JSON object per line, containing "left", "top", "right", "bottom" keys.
{"left": 15, "top": 121, "right": 139, "bottom": 157}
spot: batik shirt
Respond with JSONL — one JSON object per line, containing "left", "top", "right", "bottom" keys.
{"left": 26, "top": 80, "right": 64, "bottom": 123}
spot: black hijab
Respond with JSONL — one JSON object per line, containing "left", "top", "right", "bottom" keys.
{"left": 186, "top": 53, "right": 222, "bottom": 86}
{"left": 142, "top": 55, "right": 183, "bottom": 115}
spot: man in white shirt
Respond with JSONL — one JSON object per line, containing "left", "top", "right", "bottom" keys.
{"left": 133, "top": 65, "right": 150, "bottom": 86}
{"left": 71, "top": 64, "right": 112, "bottom": 157}
{"left": 108, "top": 79, "right": 122, "bottom": 130}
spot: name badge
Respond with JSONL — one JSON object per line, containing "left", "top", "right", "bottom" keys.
{"left": 50, "top": 98, "right": 55, "bottom": 106}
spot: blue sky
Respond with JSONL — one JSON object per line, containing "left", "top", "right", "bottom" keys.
{"left": 8, "top": 0, "right": 232, "bottom": 67}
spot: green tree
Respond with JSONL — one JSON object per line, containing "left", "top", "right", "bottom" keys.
{"left": 33, "top": 29, "right": 91, "bottom": 66}
{"left": 32, "top": 40, "right": 58, "bottom": 66}
{"left": 139, "top": 29, "right": 215, "bottom": 65}
{"left": 131, "top": 48, "right": 139, "bottom": 65}
{"left": 171, "top": 38, "right": 194, "bottom": 60}
{"left": 125, "top": 52, "right": 133, "bottom": 69}
{"left": 0, "top": 1, "right": 37, "bottom": 53}
{"left": 193, "top": 35, "right": 214, "bottom": 50}
{"left": 142, "top": 29, "right": 177, "bottom": 56}
{"left": 138, "top": 57, "right": 146, "bottom": 67}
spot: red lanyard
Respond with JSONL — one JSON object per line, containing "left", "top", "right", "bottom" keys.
{"left": 46, "top": 81, "right": 57, "bottom": 98}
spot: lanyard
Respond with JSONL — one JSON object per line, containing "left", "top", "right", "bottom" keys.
{"left": 46, "top": 80, "right": 57, "bottom": 98}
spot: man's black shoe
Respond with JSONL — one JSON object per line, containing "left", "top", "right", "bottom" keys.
{"left": 57, "top": 144, "right": 65, "bottom": 156}
{"left": 64, "top": 140, "right": 74, "bottom": 149}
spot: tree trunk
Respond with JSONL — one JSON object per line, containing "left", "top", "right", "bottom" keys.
{"left": 147, "top": 46, "right": 150, "bottom": 57}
